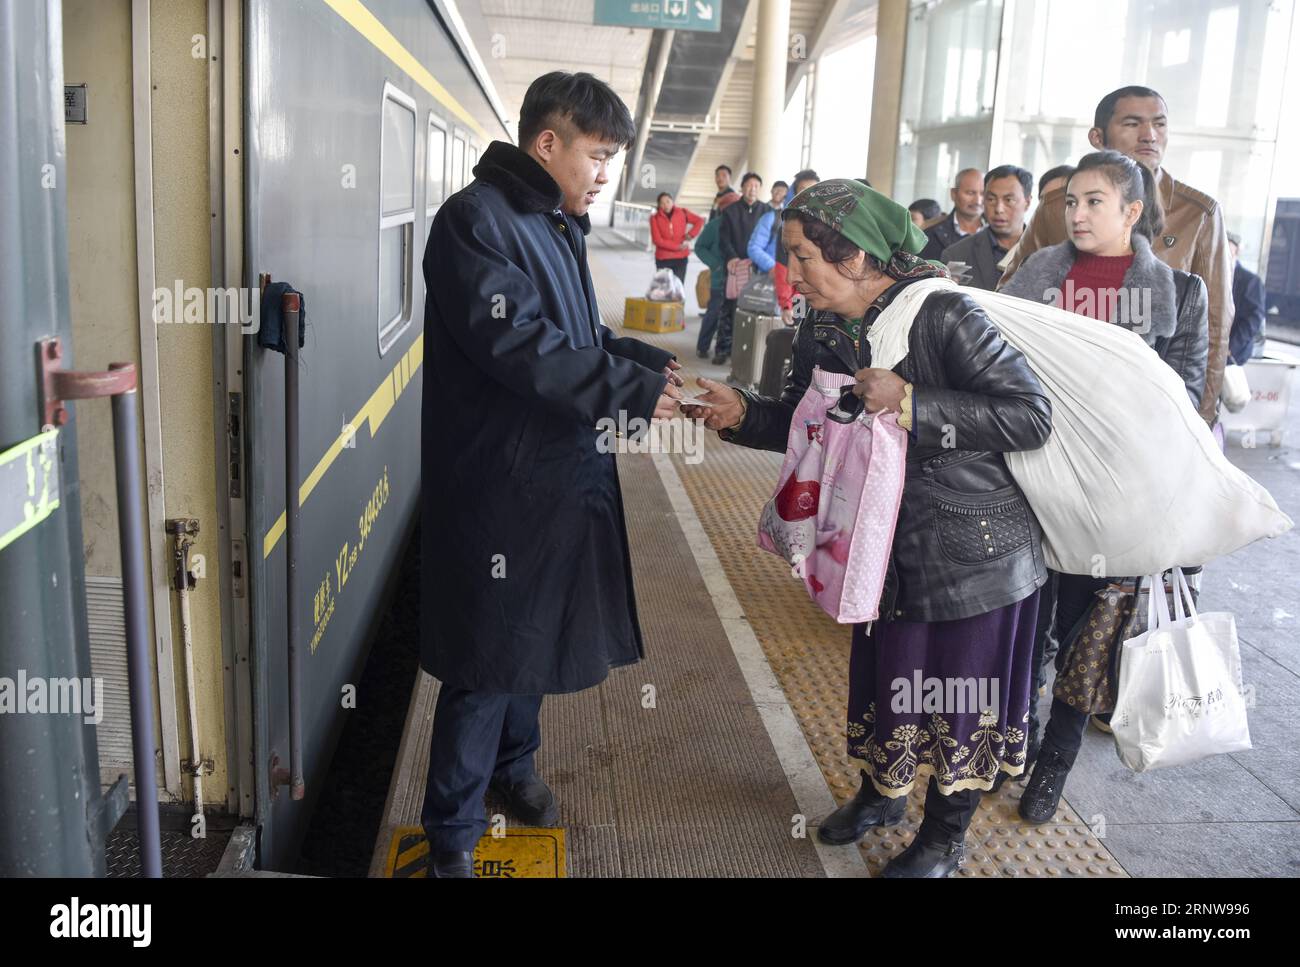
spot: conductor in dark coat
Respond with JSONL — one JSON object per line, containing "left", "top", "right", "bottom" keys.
{"left": 418, "top": 72, "right": 683, "bottom": 876}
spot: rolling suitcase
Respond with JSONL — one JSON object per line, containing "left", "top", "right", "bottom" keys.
{"left": 758, "top": 325, "right": 797, "bottom": 397}
{"left": 729, "top": 309, "right": 782, "bottom": 390}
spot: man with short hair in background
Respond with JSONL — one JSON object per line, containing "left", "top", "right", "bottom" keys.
{"left": 941, "top": 165, "right": 1033, "bottom": 291}
{"left": 1037, "top": 164, "right": 1074, "bottom": 200}
{"left": 999, "top": 85, "right": 1234, "bottom": 426}
{"left": 710, "top": 164, "right": 739, "bottom": 220}
{"left": 1227, "top": 231, "right": 1266, "bottom": 364}
{"left": 765, "top": 168, "right": 820, "bottom": 324}
{"left": 908, "top": 198, "right": 943, "bottom": 229}
{"left": 712, "top": 171, "right": 770, "bottom": 365}
{"left": 919, "top": 168, "right": 984, "bottom": 260}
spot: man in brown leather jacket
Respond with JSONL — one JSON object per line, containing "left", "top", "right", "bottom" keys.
{"left": 999, "top": 85, "right": 1234, "bottom": 425}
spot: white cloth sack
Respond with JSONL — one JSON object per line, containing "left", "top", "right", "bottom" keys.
{"left": 646, "top": 268, "right": 685, "bottom": 303}
{"left": 1111, "top": 568, "right": 1252, "bottom": 771}
{"left": 866, "top": 277, "right": 1292, "bottom": 575}
{"left": 1220, "top": 363, "right": 1250, "bottom": 413}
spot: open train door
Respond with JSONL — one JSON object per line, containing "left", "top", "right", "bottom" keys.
{"left": 0, "top": 0, "right": 128, "bottom": 876}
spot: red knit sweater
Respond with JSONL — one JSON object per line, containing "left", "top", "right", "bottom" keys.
{"left": 1062, "top": 251, "right": 1134, "bottom": 322}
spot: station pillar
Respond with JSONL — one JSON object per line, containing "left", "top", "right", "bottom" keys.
{"left": 749, "top": 0, "right": 791, "bottom": 185}
{"left": 867, "top": 0, "right": 908, "bottom": 196}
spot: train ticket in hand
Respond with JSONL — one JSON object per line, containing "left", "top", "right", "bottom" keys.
{"left": 678, "top": 396, "right": 715, "bottom": 408}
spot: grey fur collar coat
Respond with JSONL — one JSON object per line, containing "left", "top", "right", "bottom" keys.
{"left": 1001, "top": 233, "right": 1209, "bottom": 408}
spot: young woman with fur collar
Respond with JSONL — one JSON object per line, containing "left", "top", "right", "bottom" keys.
{"left": 1001, "top": 150, "right": 1209, "bottom": 823}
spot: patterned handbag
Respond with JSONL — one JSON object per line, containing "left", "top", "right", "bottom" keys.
{"left": 1053, "top": 576, "right": 1188, "bottom": 715}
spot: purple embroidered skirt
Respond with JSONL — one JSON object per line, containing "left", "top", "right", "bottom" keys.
{"left": 846, "top": 590, "right": 1040, "bottom": 797}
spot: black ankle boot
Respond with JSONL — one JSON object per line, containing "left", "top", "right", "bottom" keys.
{"left": 1018, "top": 745, "right": 1073, "bottom": 824}
{"left": 881, "top": 833, "right": 965, "bottom": 878}
{"left": 817, "top": 781, "right": 907, "bottom": 845}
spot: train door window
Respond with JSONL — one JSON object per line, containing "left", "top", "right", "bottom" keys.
{"left": 379, "top": 83, "right": 416, "bottom": 354}
{"left": 468, "top": 143, "right": 479, "bottom": 180}
{"left": 427, "top": 113, "right": 447, "bottom": 217}
{"left": 451, "top": 132, "right": 466, "bottom": 193}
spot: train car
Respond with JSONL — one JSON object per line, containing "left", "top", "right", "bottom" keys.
{"left": 0, "top": 0, "right": 508, "bottom": 874}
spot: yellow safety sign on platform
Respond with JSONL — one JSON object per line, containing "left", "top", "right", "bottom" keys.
{"left": 383, "top": 826, "right": 565, "bottom": 878}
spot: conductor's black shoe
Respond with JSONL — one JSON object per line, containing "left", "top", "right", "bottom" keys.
{"left": 881, "top": 834, "right": 965, "bottom": 878}
{"left": 712, "top": 353, "right": 729, "bottom": 365}
{"left": 696, "top": 349, "right": 710, "bottom": 359}
{"left": 1018, "top": 746, "right": 1073, "bottom": 824}
{"left": 489, "top": 774, "right": 560, "bottom": 827}
{"left": 428, "top": 850, "right": 474, "bottom": 878}
{"left": 817, "top": 783, "right": 907, "bottom": 845}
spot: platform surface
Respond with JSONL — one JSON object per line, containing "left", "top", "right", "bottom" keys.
{"left": 373, "top": 230, "right": 1300, "bottom": 878}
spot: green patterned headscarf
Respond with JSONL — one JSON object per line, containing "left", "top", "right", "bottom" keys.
{"left": 781, "top": 178, "right": 947, "bottom": 281}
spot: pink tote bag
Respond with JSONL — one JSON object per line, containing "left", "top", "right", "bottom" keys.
{"left": 757, "top": 367, "right": 908, "bottom": 624}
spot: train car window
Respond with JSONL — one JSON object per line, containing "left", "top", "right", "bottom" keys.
{"left": 468, "top": 143, "right": 479, "bottom": 178}
{"left": 451, "top": 133, "right": 466, "bottom": 193}
{"left": 427, "top": 113, "right": 447, "bottom": 216}
{"left": 379, "top": 82, "right": 417, "bottom": 355}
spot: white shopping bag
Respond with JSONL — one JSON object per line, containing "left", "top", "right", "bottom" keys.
{"left": 1220, "top": 363, "right": 1250, "bottom": 413}
{"left": 1111, "top": 568, "right": 1252, "bottom": 772}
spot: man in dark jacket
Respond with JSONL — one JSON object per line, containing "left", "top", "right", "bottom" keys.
{"left": 709, "top": 164, "right": 739, "bottom": 220}
{"left": 1227, "top": 231, "right": 1266, "bottom": 363}
{"left": 713, "top": 172, "right": 770, "bottom": 364}
{"left": 940, "top": 165, "right": 1032, "bottom": 291}
{"left": 919, "top": 168, "right": 984, "bottom": 260}
{"left": 419, "top": 71, "right": 683, "bottom": 877}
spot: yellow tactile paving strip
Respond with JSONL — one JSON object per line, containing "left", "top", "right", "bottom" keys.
{"left": 591, "top": 253, "right": 1128, "bottom": 878}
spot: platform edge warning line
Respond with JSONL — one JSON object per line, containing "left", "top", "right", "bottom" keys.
{"left": 648, "top": 451, "right": 868, "bottom": 879}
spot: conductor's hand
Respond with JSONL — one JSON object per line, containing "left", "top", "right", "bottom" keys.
{"left": 852, "top": 368, "right": 907, "bottom": 413}
{"left": 653, "top": 380, "right": 685, "bottom": 420}
{"left": 680, "top": 377, "right": 744, "bottom": 432}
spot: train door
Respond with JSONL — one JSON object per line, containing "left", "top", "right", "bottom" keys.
{"left": 1, "top": 0, "right": 122, "bottom": 876}
{"left": 59, "top": 0, "right": 183, "bottom": 809}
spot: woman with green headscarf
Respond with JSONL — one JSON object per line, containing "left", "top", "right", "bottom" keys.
{"left": 684, "top": 179, "right": 1053, "bottom": 877}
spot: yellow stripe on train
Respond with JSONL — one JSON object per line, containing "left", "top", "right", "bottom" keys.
{"left": 262, "top": 331, "right": 423, "bottom": 559}
{"left": 321, "top": 0, "right": 490, "bottom": 141}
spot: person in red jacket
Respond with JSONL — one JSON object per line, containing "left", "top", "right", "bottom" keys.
{"left": 650, "top": 192, "right": 704, "bottom": 283}
{"left": 773, "top": 169, "right": 820, "bottom": 323}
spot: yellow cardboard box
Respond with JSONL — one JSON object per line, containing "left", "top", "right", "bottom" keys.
{"left": 624, "top": 297, "right": 685, "bottom": 333}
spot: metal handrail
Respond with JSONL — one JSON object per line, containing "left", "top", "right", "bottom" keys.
{"left": 613, "top": 201, "right": 655, "bottom": 251}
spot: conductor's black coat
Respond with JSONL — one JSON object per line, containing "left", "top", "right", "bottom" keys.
{"left": 420, "top": 140, "right": 671, "bottom": 694}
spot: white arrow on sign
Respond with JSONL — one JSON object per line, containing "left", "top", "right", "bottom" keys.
{"left": 695, "top": 1, "right": 713, "bottom": 18}
{"left": 666, "top": 0, "right": 684, "bottom": 17}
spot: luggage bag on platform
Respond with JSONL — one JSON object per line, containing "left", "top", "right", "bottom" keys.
{"left": 758, "top": 326, "right": 796, "bottom": 397}
{"left": 729, "top": 310, "right": 782, "bottom": 390}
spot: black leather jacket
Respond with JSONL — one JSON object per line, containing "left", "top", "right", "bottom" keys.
{"left": 724, "top": 278, "right": 1053, "bottom": 623}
